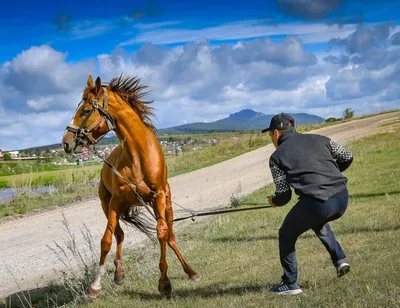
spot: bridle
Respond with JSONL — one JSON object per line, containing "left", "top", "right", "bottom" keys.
{"left": 66, "top": 87, "right": 115, "bottom": 147}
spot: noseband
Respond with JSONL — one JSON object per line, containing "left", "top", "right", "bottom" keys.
{"left": 66, "top": 87, "right": 115, "bottom": 146}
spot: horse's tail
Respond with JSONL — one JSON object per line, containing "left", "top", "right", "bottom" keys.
{"left": 121, "top": 206, "right": 157, "bottom": 243}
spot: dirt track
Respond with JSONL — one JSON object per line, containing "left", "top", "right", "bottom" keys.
{"left": 0, "top": 111, "right": 399, "bottom": 298}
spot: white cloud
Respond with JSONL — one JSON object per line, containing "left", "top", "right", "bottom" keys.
{"left": 0, "top": 109, "right": 73, "bottom": 150}
{"left": 134, "top": 20, "right": 182, "bottom": 30}
{"left": 326, "top": 23, "right": 400, "bottom": 102}
{"left": 120, "top": 20, "right": 359, "bottom": 46}
{"left": 51, "top": 14, "right": 182, "bottom": 42}
{"left": 0, "top": 45, "right": 96, "bottom": 111}
{"left": 0, "top": 45, "right": 97, "bottom": 149}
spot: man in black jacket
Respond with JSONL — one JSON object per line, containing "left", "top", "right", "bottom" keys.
{"left": 263, "top": 113, "right": 354, "bottom": 295}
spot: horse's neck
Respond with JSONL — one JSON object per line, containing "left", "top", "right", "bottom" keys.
{"left": 112, "top": 108, "right": 151, "bottom": 161}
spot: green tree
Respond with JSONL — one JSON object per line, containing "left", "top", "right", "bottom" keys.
{"left": 343, "top": 108, "right": 354, "bottom": 119}
{"left": 326, "top": 117, "right": 341, "bottom": 123}
{"left": 3, "top": 153, "right": 12, "bottom": 161}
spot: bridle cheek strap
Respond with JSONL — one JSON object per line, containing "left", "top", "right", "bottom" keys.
{"left": 66, "top": 87, "right": 115, "bottom": 146}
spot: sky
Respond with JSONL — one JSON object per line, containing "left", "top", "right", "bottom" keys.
{"left": 1, "top": 0, "right": 400, "bottom": 150}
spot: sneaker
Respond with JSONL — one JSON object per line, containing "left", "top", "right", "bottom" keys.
{"left": 270, "top": 281, "right": 303, "bottom": 295}
{"left": 336, "top": 262, "right": 351, "bottom": 277}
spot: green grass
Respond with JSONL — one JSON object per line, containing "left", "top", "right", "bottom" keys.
{"left": 0, "top": 166, "right": 101, "bottom": 217}
{"left": 1, "top": 164, "right": 101, "bottom": 188}
{"left": 21, "top": 122, "right": 400, "bottom": 307}
{"left": 0, "top": 160, "right": 73, "bottom": 177}
{"left": 166, "top": 133, "right": 268, "bottom": 177}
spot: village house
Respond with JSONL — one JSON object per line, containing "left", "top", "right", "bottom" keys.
{"left": 0, "top": 149, "right": 3, "bottom": 160}
{"left": 8, "top": 151, "right": 19, "bottom": 159}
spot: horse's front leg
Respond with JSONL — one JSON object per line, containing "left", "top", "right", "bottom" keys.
{"left": 154, "top": 193, "right": 172, "bottom": 296}
{"left": 89, "top": 197, "right": 119, "bottom": 298}
{"left": 113, "top": 222, "right": 125, "bottom": 285}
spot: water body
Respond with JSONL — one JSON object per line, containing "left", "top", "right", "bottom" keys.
{"left": 0, "top": 186, "right": 57, "bottom": 203}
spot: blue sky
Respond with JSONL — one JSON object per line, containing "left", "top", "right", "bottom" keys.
{"left": 1, "top": 0, "right": 400, "bottom": 150}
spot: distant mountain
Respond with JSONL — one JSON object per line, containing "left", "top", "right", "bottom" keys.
{"left": 227, "top": 109, "right": 265, "bottom": 120}
{"left": 157, "top": 109, "right": 325, "bottom": 134}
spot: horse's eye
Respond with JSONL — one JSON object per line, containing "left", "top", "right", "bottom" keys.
{"left": 83, "top": 108, "right": 91, "bottom": 116}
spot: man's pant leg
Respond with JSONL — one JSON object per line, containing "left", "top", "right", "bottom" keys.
{"left": 312, "top": 223, "right": 346, "bottom": 267}
{"left": 279, "top": 198, "right": 315, "bottom": 284}
{"left": 311, "top": 188, "right": 349, "bottom": 267}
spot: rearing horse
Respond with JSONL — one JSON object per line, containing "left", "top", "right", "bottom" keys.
{"left": 62, "top": 74, "right": 199, "bottom": 298}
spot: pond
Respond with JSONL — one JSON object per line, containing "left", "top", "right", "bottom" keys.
{"left": 0, "top": 186, "right": 57, "bottom": 204}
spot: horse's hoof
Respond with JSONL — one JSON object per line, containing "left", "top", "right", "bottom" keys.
{"left": 190, "top": 274, "right": 201, "bottom": 282}
{"left": 114, "top": 273, "right": 125, "bottom": 285}
{"left": 158, "top": 280, "right": 172, "bottom": 296}
{"left": 89, "top": 287, "right": 102, "bottom": 299}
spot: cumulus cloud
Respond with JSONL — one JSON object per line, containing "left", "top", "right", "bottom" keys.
{"left": 0, "top": 109, "right": 73, "bottom": 150}
{"left": 392, "top": 31, "right": 400, "bottom": 45}
{"left": 325, "top": 22, "right": 400, "bottom": 101}
{"left": 329, "top": 22, "right": 396, "bottom": 54}
{"left": 323, "top": 54, "right": 350, "bottom": 66}
{"left": 0, "top": 45, "right": 96, "bottom": 112}
{"left": 0, "top": 45, "right": 100, "bottom": 149}
{"left": 99, "top": 36, "right": 318, "bottom": 113}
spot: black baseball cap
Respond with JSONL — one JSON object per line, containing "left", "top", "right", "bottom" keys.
{"left": 261, "top": 113, "right": 295, "bottom": 133}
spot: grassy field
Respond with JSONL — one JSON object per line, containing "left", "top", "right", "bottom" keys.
{"left": 15, "top": 121, "right": 400, "bottom": 307}
{"left": 0, "top": 161, "right": 69, "bottom": 177}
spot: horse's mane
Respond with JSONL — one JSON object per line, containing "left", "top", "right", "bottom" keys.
{"left": 106, "top": 74, "right": 157, "bottom": 134}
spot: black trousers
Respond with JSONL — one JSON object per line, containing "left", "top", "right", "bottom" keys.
{"left": 279, "top": 188, "right": 349, "bottom": 284}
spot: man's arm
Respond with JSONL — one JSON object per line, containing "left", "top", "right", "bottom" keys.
{"left": 329, "top": 139, "right": 354, "bottom": 172}
{"left": 269, "top": 158, "right": 292, "bottom": 206}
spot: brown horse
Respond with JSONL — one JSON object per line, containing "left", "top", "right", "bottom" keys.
{"left": 62, "top": 74, "right": 199, "bottom": 298}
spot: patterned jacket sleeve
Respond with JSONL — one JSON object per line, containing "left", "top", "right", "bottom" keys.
{"left": 269, "top": 157, "right": 292, "bottom": 206}
{"left": 328, "top": 139, "right": 354, "bottom": 172}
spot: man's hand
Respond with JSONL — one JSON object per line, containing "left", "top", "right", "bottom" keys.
{"left": 268, "top": 195, "right": 277, "bottom": 208}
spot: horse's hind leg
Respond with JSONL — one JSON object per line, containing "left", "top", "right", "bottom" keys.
{"left": 154, "top": 193, "right": 172, "bottom": 296}
{"left": 113, "top": 222, "right": 125, "bottom": 285}
{"left": 165, "top": 184, "right": 199, "bottom": 281}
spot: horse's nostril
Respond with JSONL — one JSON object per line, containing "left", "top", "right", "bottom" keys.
{"left": 63, "top": 143, "right": 70, "bottom": 153}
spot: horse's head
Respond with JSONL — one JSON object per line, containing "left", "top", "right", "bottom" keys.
{"left": 62, "top": 75, "right": 115, "bottom": 154}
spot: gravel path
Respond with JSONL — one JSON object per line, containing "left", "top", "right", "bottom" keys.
{"left": 0, "top": 111, "right": 399, "bottom": 298}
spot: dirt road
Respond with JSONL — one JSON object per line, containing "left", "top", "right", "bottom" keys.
{"left": 0, "top": 112, "right": 399, "bottom": 298}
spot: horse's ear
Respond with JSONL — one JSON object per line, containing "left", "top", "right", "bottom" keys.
{"left": 95, "top": 77, "right": 102, "bottom": 96}
{"left": 87, "top": 75, "right": 94, "bottom": 88}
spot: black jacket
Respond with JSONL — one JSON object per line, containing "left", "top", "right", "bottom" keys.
{"left": 269, "top": 130, "right": 353, "bottom": 206}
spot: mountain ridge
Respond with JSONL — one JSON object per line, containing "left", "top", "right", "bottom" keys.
{"left": 157, "top": 109, "right": 325, "bottom": 133}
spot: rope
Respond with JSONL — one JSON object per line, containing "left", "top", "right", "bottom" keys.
{"left": 84, "top": 145, "right": 273, "bottom": 224}
{"left": 170, "top": 205, "right": 272, "bottom": 222}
